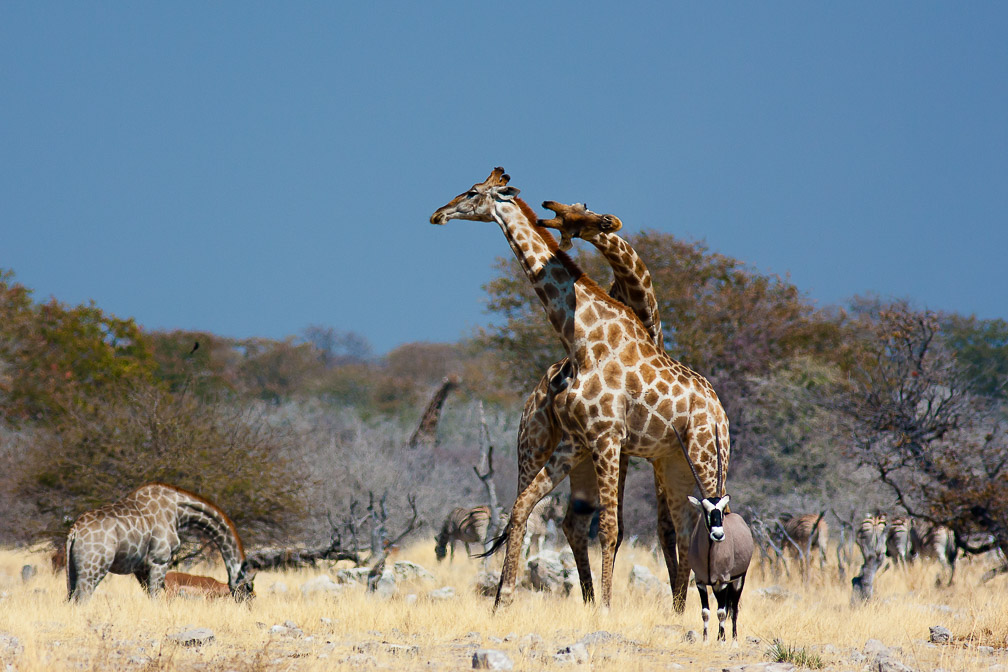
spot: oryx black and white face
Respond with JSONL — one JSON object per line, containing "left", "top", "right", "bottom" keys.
{"left": 689, "top": 495, "right": 730, "bottom": 542}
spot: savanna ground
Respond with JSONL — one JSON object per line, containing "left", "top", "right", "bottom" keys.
{"left": 0, "top": 541, "right": 1005, "bottom": 672}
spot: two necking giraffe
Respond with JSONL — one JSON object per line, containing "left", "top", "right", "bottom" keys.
{"left": 431, "top": 168, "right": 730, "bottom": 610}
{"left": 65, "top": 482, "right": 255, "bottom": 601}
{"left": 501, "top": 200, "right": 678, "bottom": 603}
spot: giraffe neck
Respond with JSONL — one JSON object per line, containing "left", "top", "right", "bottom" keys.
{"left": 171, "top": 488, "right": 247, "bottom": 591}
{"left": 408, "top": 378, "right": 457, "bottom": 448}
{"left": 492, "top": 198, "right": 596, "bottom": 354}
{"left": 593, "top": 232, "right": 663, "bottom": 349}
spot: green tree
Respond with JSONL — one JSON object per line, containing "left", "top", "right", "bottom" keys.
{"left": 0, "top": 269, "right": 154, "bottom": 423}
{"left": 20, "top": 378, "right": 309, "bottom": 545}
{"left": 942, "top": 314, "right": 1008, "bottom": 400}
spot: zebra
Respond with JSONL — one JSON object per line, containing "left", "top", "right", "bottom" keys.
{"left": 434, "top": 506, "right": 490, "bottom": 562}
{"left": 911, "top": 523, "right": 957, "bottom": 586}
{"left": 885, "top": 516, "right": 913, "bottom": 569}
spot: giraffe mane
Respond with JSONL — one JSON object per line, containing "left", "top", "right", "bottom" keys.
{"left": 143, "top": 482, "right": 247, "bottom": 558}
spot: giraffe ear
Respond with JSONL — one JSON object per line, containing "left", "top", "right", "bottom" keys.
{"left": 496, "top": 186, "right": 520, "bottom": 200}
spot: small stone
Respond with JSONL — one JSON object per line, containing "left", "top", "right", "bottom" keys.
{"left": 929, "top": 625, "right": 952, "bottom": 644}
{"left": 428, "top": 586, "right": 456, "bottom": 600}
{"left": 167, "top": 627, "right": 215, "bottom": 647}
{"left": 472, "top": 648, "right": 514, "bottom": 670}
{"left": 20, "top": 565, "right": 37, "bottom": 583}
{"left": 684, "top": 630, "right": 698, "bottom": 643}
{"left": 269, "top": 581, "right": 288, "bottom": 594}
{"left": 554, "top": 642, "right": 590, "bottom": 665}
{"left": 301, "top": 575, "right": 343, "bottom": 596}
{"left": 863, "top": 639, "right": 890, "bottom": 657}
{"left": 518, "top": 633, "right": 543, "bottom": 652}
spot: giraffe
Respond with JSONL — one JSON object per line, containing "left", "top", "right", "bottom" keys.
{"left": 408, "top": 374, "right": 461, "bottom": 450}
{"left": 430, "top": 168, "right": 730, "bottom": 610}
{"left": 65, "top": 482, "right": 255, "bottom": 601}
{"left": 512, "top": 200, "right": 679, "bottom": 603}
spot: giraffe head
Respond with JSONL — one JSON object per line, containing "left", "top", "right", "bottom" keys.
{"left": 231, "top": 560, "right": 257, "bottom": 601}
{"left": 689, "top": 495, "right": 731, "bottom": 542}
{"left": 430, "top": 167, "right": 520, "bottom": 225}
{"left": 537, "top": 201, "right": 623, "bottom": 251}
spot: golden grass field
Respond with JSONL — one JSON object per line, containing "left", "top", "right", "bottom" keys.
{"left": 0, "top": 540, "right": 1005, "bottom": 671}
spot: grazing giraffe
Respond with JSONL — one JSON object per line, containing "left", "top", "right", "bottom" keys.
{"left": 408, "top": 375, "right": 461, "bottom": 450}
{"left": 534, "top": 201, "right": 678, "bottom": 600}
{"left": 435, "top": 505, "right": 491, "bottom": 562}
{"left": 431, "top": 168, "right": 729, "bottom": 610}
{"left": 65, "top": 483, "right": 254, "bottom": 601}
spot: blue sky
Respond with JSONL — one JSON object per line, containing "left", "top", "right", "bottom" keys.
{"left": 3, "top": 4, "right": 1006, "bottom": 355}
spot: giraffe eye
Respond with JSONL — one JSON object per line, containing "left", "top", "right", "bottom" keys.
{"left": 466, "top": 190, "right": 478, "bottom": 197}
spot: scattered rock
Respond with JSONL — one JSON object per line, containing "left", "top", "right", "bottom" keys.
{"left": 554, "top": 642, "right": 590, "bottom": 665}
{"left": 20, "top": 565, "right": 36, "bottom": 583}
{"left": 722, "top": 663, "right": 796, "bottom": 672}
{"left": 474, "top": 571, "right": 500, "bottom": 597}
{"left": 372, "top": 569, "right": 397, "bottom": 598}
{"left": 392, "top": 560, "right": 435, "bottom": 584}
{"left": 579, "top": 630, "right": 622, "bottom": 647}
{"left": 628, "top": 564, "right": 667, "bottom": 594}
{"left": 270, "top": 621, "right": 303, "bottom": 638}
{"left": 683, "top": 630, "right": 699, "bottom": 643}
{"left": 518, "top": 633, "right": 544, "bottom": 653}
{"left": 472, "top": 648, "right": 514, "bottom": 670}
{"left": 301, "top": 575, "right": 343, "bottom": 597}
{"left": 335, "top": 567, "right": 371, "bottom": 585}
{"left": 874, "top": 655, "right": 914, "bottom": 672}
{"left": 0, "top": 633, "right": 22, "bottom": 657}
{"left": 863, "top": 639, "right": 891, "bottom": 657}
{"left": 929, "top": 626, "right": 952, "bottom": 644}
{"left": 526, "top": 551, "right": 566, "bottom": 593}
{"left": 269, "top": 581, "right": 288, "bottom": 594}
{"left": 167, "top": 626, "right": 215, "bottom": 647}
{"left": 428, "top": 586, "right": 456, "bottom": 600}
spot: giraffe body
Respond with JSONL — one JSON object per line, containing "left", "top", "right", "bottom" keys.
{"left": 431, "top": 169, "right": 729, "bottom": 610}
{"left": 510, "top": 202, "right": 679, "bottom": 603}
{"left": 66, "top": 483, "right": 254, "bottom": 601}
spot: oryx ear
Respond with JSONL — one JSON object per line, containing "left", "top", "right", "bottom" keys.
{"left": 687, "top": 496, "right": 702, "bottom": 510}
{"left": 716, "top": 496, "right": 730, "bottom": 512}
{"left": 497, "top": 186, "right": 520, "bottom": 200}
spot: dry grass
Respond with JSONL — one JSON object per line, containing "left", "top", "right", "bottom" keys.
{"left": 0, "top": 541, "right": 1005, "bottom": 671}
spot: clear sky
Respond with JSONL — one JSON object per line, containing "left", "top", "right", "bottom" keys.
{"left": 2, "top": 4, "right": 1006, "bottom": 354}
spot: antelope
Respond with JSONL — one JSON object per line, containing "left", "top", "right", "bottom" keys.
{"left": 434, "top": 506, "right": 491, "bottom": 562}
{"left": 682, "top": 429, "right": 753, "bottom": 642}
{"left": 164, "top": 571, "right": 234, "bottom": 599}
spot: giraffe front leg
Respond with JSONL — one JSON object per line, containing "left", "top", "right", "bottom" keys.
{"left": 591, "top": 437, "right": 622, "bottom": 610}
{"left": 495, "top": 443, "right": 578, "bottom": 611}
{"left": 563, "top": 457, "right": 598, "bottom": 603}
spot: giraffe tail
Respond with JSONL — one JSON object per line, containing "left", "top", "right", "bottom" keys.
{"left": 65, "top": 532, "right": 78, "bottom": 601}
{"left": 476, "top": 519, "right": 510, "bottom": 559}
